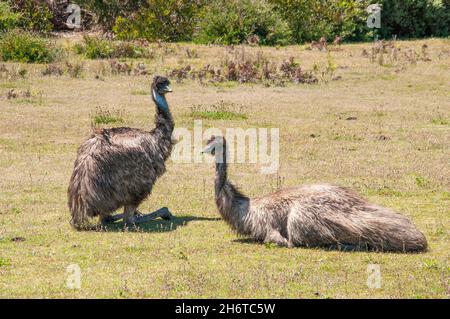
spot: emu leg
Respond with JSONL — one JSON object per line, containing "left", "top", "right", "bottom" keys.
{"left": 133, "top": 207, "right": 173, "bottom": 223}
{"left": 123, "top": 205, "right": 138, "bottom": 226}
{"left": 264, "top": 229, "right": 289, "bottom": 247}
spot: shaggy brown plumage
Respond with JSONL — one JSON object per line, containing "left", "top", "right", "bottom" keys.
{"left": 68, "top": 76, "right": 174, "bottom": 229}
{"left": 203, "top": 136, "right": 427, "bottom": 252}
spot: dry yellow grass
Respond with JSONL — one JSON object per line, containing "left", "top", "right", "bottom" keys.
{"left": 0, "top": 38, "right": 449, "bottom": 298}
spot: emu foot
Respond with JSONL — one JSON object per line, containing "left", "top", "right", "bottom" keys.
{"left": 134, "top": 207, "right": 173, "bottom": 223}
{"left": 264, "top": 230, "right": 289, "bottom": 247}
{"left": 99, "top": 215, "right": 115, "bottom": 226}
{"left": 110, "top": 210, "right": 142, "bottom": 223}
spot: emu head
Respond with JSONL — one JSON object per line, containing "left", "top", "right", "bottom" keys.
{"left": 152, "top": 76, "right": 172, "bottom": 95}
{"left": 202, "top": 135, "right": 225, "bottom": 157}
{"left": 151, "top": 76, "right": 172, "bottom": 112}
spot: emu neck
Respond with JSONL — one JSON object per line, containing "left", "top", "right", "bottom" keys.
{"left": 152, "top": 92, "right": 174, "bottom": 160}
{"left": 214, "top": 145, "right": 249, "bottom": 231}
{"left": 215, "top": 162, "right": 227, "bottom": 198}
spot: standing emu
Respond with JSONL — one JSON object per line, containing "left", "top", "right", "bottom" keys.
{"left": 202, "top": 136, "right": 427, "bottom": 252}
{"left": 68, "top": 76, "right": 174, "bottom": 229}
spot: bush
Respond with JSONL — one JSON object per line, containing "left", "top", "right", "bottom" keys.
{"left": 271, "top": 0, "right": 449, "bottom": 42}
{"left": 74, "top": 35, "right": 151, "bottom": 59}
{"left": 74, "top": 35, "right": 114, "bottom": 59}
{"left": 75, "top": 0, "right": 149, "bottom": 30}
{"left": 377, "top": 0, "right": 450, "bottom": 38}
{"left": 0, "top": 2, "right": 20, "bottom": 33}
{"left": 194, "top": 0, "right": 291, "bottom": 45}
{"left": 0, "top": 30, "right": 61, "bottom": 63}
{"left": 113, "top": 0, "right": 203, "bottom": 41}
{"left": 12, "top": 0, "right": 53, "bottom": 33}
{"left": 269, "top": 0, "right": 371, "bottom": 43}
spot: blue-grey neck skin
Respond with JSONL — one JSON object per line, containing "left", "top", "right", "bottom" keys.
{"left": 152, "top": 89, "right": 169, "bottom": 113}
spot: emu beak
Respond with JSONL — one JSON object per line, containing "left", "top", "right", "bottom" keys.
{"left": 161, "top": 85, "right": 172, "bottom": 93}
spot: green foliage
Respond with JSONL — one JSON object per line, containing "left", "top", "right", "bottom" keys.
{"left": 74, "top": 35, "right": 150, "bottom": 59}
{"left": 76, "top": 0, "right": 449, "bottom": 44}
{"left": 0, "top": 30, "right": 61, "bottom": 63}
{"left": 13, "top": 0, "right": 53, "bottom": 33}
{"left": 377, "top": 0, "right": 450, "bottom": 38}
{"left": 74, "top": 0, "right": 149, "bottom": 29}
{"left": 269, "top": 0, "right": 371, "bottom": 42}
{"left": 194, "top": 0, "right": 291, "bottom": 45}
{"left": 0, "top": 2, "right": 20, "bottom": 33}
{"left": 74, "top": 35, "right": 114, "bottom": 59}
{"left": 113, "top": 0, "right": 203, "bottom": 41}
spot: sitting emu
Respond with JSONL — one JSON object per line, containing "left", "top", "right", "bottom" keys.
{"left": 68, "top": 76, "right": 174, "bottom": 229}
{"left": 202, "top": 136, "right": 427, "bottom": 252}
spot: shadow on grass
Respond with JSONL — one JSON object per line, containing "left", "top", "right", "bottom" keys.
{"left": 100, "top": 215, "right": 221, "bottom": 233}
{"left": 233, "top": 238, "right": 404, "bottom": 254}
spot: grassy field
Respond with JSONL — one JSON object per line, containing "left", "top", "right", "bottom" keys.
{"left": 0, "top": 37, "right": 449, "bottom": 298}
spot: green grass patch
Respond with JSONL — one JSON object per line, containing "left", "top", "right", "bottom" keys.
{"left": 365, "top": 186, "right": 407, "bottom": 197}
{"left": 0, "top": 257, "right": 10, "bottom": 267}
{"left": 131, "top": 89, "right": 148, "bottom": 95}
{"left": 190, "top": 100, "right": 247, "bottom": 120}
{"left": 191, "top": 110, "right": 247, "bottom": 120}
{"left": 411, "top": 174, "right": 430, "bottom": 189}
{"left": 431, "top": 116, "right": 449, "bottom": 125}
{"left": 91, "top": 106, "right": 124, "bottom": 125}
{"left": 330, "top": 134, "right": 363, "bottom": 141}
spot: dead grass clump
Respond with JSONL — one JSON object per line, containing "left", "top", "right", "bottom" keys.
{"left": 6, "top": 89, "right": 17, "bottom": 99}
{"left": 365, "top": 39, "right": 433, "bottom": 72}
{"left": 66, "top": 62, "right": 84, "bottom": 78}
{"left": 0, "top": 64, "right": 28, "bottom": 80}
{"left": 280, "top": 57, "right": 318, "bottom": 84}
{"left": 310, "top": 37, "right": 328, "bottom": 51}
{"left": 42, "top": 64, "right": 64, "bottom": 76}
{"left": 109, "top": 59, "right": 132, "bottom": 75}
{"left": 133, "top": 62, "right": 148, "bottom": 76}
{"left": 108, "top": 60, "right": 148, "bottom": 76}
{"left": 184, "top": 48, "right": 199, "bottom": 59}
{"left": 169, "top": 48, "right": 318, "bottom": 85}
{"left": 6, "top": 89, "right": 33, "bottom": 100}
{"left": 169, "top": 65, "right": 192, "bottom": 82}
{"left": 247, "top": 34, "right": 261, "bottom": 46}
{"left": 4, "top": 88, "right": 43, "bottom": 105}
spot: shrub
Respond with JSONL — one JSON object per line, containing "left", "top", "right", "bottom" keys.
{"left": 270, "top": 0, "right": 371, "bottom": 43}
{"left": 377, "top": 0, "right": 450, "bottom": 38}
{"left": 113, "top": 0, "right": 204, "bottom": 41}
{"left": 74, "top": 35, "right": 114, "bottom": 59}
{"left": 74, "top": 35, "right": 151, "bottom": 59}
{"left": 194, "top": 0, "right": 291, "bottom": 45}
{"left": 0, "top": 2, "right": 20, "bottom": 33}
{"left": 75, "top": 0, "right": 149, "bottom": 30}
{"left": 0, "top": 30, "right": 61, "bottom": 63}
{"left": 12, "top": 0, "right": 53, "bottom": 33}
